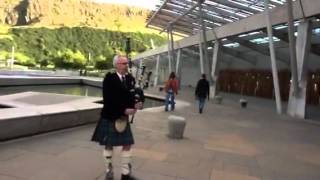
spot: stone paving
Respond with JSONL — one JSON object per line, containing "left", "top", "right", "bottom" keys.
{"left": 1, "top": 87, "right": 320, "bottom": 180}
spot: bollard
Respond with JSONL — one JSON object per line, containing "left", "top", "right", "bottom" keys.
{"left": 168, "top": 115, "right": 186, "bottom": 139}
{"left": 213, "top": 95, "right": 223, "bottom": 104}
{"left": 240, "top": 99, "right": 248, "bottom": 108}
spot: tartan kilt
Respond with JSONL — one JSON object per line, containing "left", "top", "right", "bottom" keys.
{"left": 91, "top": 118, "right": 134, "bottom": 146}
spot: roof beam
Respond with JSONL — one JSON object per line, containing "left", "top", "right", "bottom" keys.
{"left": 158, "top": 9, "right": 199, "bottom": 25}
{"left": 148, "top": 25, "right": 189, "bottom": 37}
{"left": 135, "top": 0, "right": 320, "bottom": 60}
{"left": 202, "top": 3, "right": 245, "bottom": 20}
{"left": 227, "top": 36, "right": 289, "bottom": 66}
{"left": 265, "top": 28, "right": 320, "bottom": 56}
{"left": 154, "top": 14, "right": 195, "bottom": 29}
{"left": 165, "top": 2, "right": 218, "bottom": 28}
{"left": 146, "top": 0, "right": 169, "bottom": 27}
{"left": 222, "top": 47, "right": 256, "bottom": 65}
{"left": 149, "top": 20, "right": 193, "bottom": 34}
{"left": 169, "top": 0, "right": 232, "bottom": 24}
{"left": 182, "top": 47, "right": 231, "bottom": 66}
{"left": 160, "top": 1, "right": 199, "bottom": 32}
{"left": 208, "top": 0, "right": 261, "bottom": 14}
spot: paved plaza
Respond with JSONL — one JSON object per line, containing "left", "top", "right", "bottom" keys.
{"left": 0, "top": 87, "right": 320, "bottom": 180}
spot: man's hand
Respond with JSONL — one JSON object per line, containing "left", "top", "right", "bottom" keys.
{"left": 125, "top": 108, "right": 137, "bottom": 115}
{"left": 134, "top": 102, "right": 143, "bottom": 110}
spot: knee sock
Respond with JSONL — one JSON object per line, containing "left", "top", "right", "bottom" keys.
{"left": 121, "top": 150, "right": 132, "bottom": 175}
{"left": 103, "top": 148, "right": 113, "bottom": 173}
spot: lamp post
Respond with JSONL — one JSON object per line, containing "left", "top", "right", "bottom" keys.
{"left": 125, "top": 37, "right": 132, "bottom": 73}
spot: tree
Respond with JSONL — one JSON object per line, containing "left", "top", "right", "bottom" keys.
{"left": 95, "top": 55, "right": 113, "bottom": 70}
{"left": 52, "top": 49, "right": 86, "bottom": 69}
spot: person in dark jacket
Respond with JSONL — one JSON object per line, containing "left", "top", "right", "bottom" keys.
{"left": 91, "top": 55, "right": 142, "bottom": 180}
{"left": 195, "top": 74, "right": 210, "bottom": 114}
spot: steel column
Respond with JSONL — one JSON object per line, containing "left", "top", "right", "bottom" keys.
{"left": 210, "top": 41, "right": 221, "bottom": 98}
{"left": 265, "top": 0, "right": 282, "bottom": 114}
{"left": 154, "top": 55, "right": 160, "bottom": 87}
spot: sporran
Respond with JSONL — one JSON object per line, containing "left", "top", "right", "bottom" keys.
{"left": 115, "top": 116, "right": 128, "bottom": 133}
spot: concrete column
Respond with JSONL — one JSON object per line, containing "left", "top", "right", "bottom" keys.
{"left": 210, "top": 41, "right": 221, "bottom": 98}
{"left": 138, "top": 60, "right": 143, "bottom": 88}
{"left": 175, "top": 49, "right": 181, "bottom": 77}
{"left": 134, "top": 59, "right": 140, "bottom": 79}
{"left": 175, "top": 49, "right": 182, "bottom": 88}
{"left": 167, "top": 24, "right": 173, "bottom": 74}
{"left": 170, "top": 25, "right": 175, "bottom": 71}
{"left": 287, "top": 20, "right": 312, "bottom": 118}
{"left": 287, "top": 0, "right": 299, "bottom": 96}
{"left": 154, "top": 55, "right": 160, "bottom": 87}
{"left": 198, "top": 0, "right": 210, "bottom": 79}
{"left": 199, "top": 35, "right": 204, "bottom": 74}
{"left": 265, "top": 0, "right": 282, "bottom": 114}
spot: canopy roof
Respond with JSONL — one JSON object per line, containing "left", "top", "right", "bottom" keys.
{"left": 146, "top": 0, "right": 286, "bottom": 36}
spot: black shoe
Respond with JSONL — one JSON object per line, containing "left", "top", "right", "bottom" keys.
{"left": 104, "top": 163, "right": 113, "bottom": 180}
{"left": 199, "top": 108, "right": 203, "bottom": 114}
{"left": 104, "top": 171, "right": 114, "bottom": 180}
{"left": 121, "top": 174, "right": 138, "bottom": 180}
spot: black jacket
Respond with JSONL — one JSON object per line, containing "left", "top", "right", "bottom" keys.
{"left": 100, "top": 72, "right": 135, "bottom": 120}
{"left": 195, "top": 78, "right": 210, "bottom": 98}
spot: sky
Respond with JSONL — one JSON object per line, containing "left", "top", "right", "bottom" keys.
{"left": 92, "top": 0, "right": 160, "bottom": 10}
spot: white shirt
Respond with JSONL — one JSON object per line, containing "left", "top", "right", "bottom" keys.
{"left": 116, "top": 72, "right": 125, "bottom": 82}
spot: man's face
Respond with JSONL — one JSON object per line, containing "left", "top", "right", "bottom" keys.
{"left": 116, "top": 56, "right": 129, "bottom": 74}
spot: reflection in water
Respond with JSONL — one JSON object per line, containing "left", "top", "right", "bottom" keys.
{"left": 0, "top": 84, "right": 163, "bottom": 108}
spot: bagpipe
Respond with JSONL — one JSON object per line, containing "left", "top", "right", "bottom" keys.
{"left": 126, "top": 73, "right": 145, "bottom": 123}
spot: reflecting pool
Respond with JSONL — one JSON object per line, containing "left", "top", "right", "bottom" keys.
{"left": 0, "top": 84, "right": 163, "bottom": 108}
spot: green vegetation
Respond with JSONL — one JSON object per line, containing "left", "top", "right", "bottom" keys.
{"left": 0, "top": 1, "right": 168, "bottom": 72}
{"left": 0, "top": 26, "right": 166, "bottom": 70}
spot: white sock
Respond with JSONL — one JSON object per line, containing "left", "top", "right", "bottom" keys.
{"left": 103, "top": 148, "right": 113, "bottom": 173}
{"left": 121, "top": 150, "right": 132, "bottom": 175}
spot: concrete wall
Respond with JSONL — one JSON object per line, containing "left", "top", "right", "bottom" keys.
{"left": 0, "top": 90, "right": 102, "bottom": 141}
{"left": 0, "top": 107, "right": 101, "bottom": 141}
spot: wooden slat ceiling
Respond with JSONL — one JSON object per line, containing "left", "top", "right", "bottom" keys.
{"left": 146, "top": 0, "right": 286, "bottom": 36}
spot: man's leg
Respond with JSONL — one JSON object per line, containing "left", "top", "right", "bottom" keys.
{"left": 199, "top": 98, "right": 205, "bottom": 113}
{"left": 103, "top": 146, "right": 114, "bottom": 180}
{"left": 197, "top": 98, "right": 201, "bottom": 113}
{"left": 171, "top": 94, "right": 175, "bottom": 111}
{"left": 121, "top": 145, "right": 137, "bottom": 180}
{"left": 164, "top": 93, "right": 170, "bottom": 111}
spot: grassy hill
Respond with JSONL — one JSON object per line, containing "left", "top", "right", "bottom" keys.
{"left": 0, "top": 0, "right": 166, "bottom": 70}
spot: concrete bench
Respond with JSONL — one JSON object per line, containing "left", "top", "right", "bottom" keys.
{"left": 168, "top": 115, "right": 186, "bottom": 139}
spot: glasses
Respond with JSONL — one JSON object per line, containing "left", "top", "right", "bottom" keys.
{"left": 118, "top": 62, "right": 128, "bottom": 65}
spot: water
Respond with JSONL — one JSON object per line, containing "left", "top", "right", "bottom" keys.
{"left": 0, "top": 84, "right": 163, "bottom": 108}
{"left": 0, "top": 84, "right": 101, "bottom": 97}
